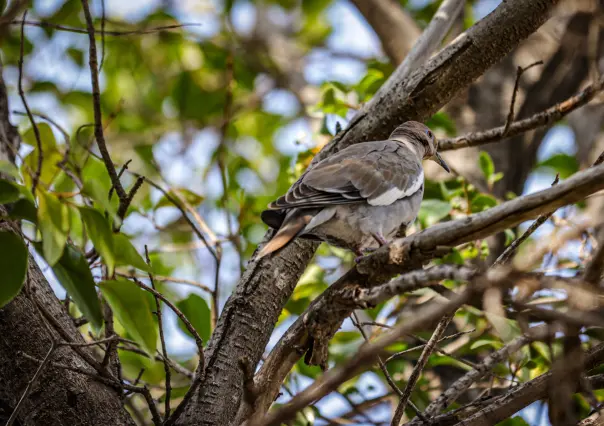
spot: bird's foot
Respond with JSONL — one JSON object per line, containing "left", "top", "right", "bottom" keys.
{"left": 371, "top": 233, "right": 389, "bottom": 247}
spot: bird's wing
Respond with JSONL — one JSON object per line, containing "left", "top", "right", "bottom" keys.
{"left": 267, "top": 141, "right": 423, "bottom": 210}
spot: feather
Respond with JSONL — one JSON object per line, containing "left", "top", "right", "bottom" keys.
{"left": 257, "top": 210, "right": 313, "bottom": 259}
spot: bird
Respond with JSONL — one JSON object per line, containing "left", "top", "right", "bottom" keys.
{"left": 258, "top": 121, "right": 450, "bottom": 259}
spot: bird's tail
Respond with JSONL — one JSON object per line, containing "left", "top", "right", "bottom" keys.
{"left": 257, "top": 210, "right": 312, "bottom": 259}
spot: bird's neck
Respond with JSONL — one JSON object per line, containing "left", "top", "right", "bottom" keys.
{"left": 393, "top": 138, "right": 424, "bottom": 161}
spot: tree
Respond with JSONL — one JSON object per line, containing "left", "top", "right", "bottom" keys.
{"left": 1, "top": 0, "right": 604, "bottom": 425}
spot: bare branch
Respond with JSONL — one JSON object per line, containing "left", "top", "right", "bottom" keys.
{"left": 503, "top": 61, "right": 544, "bottom": 136}
{"left": 356, "top": 265, "right": 476, "bottom": 307}
{"left": 439, "top": 75, "right": 604, "bottom": 151}
{"left": 252, "top": 161, "right": 604, "bottom": 421}
{"left": 416, "top": 330, "right": 541, "bottom": 420}
{"left": 252, "top": 284, "right": 477, "bottom": 426}
{"left": 438, "top": 345, "right": 604, "bottom": 426}
{"left": 17, "top": 10, "right": 43, "bottom": 194}
{"left": 80, "top": 0, "right": 126, "bottom": 201}
{"left": 6, "top": 342, "right": 56, "bottom": 426}
{"left": 12, "top": 19, "right": 200, "bottom": 36}
{"left": 146, "top": 246, "right": 172, "bottom": 420}
{"left": 391, "top": 314, "right": 454, "bottom": 425}
{"left": 492, "top": 174, "right": 559, "bottom": 267}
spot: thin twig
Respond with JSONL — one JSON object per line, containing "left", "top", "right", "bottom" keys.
{"left": 439, "top": 75, "right": 604, "bottom": 151}
{"left": 146, "top": 246, "right": 171, "bottom": 419}
{"left": 129, "top": 277, "right": 204, "bottom": 366}
{"left": 116, "top": 175, "right": 145, "bottom": 221}
{"left": 213, "top": 46, "right": 235, "bottom": 324}
{"left": 99, "top": 0, "right": 106, "bottom": 71}
{"left": 12, "top": 19, "right": 200, "bottom": 36}
{"left": 492, "top": 174, "right": 559, "bottom": 267}
{"left": 17, "top": 10, "right": 43, "bottom": 194}
{"left": 6, "top": 342, "right": 56, "bottom": 426}
{"left": 117, "top": 272, "right": 213, "bottom": 294}
{"left": 108, "top": 159, "right": 131, "bottom": 200}
{"left": 503, "top": 61, "right": 543, "bottom": 136}
{"left": 391, "top": 314, "right": 454, "bottom": 425}
{"left": 385, "top": 329, "right": 475, "bottom": 363}
{"left": 80, "top": 0, "right": 127, "bottom": 201}
{"left": 351, "top": 313, "right": 428, "bottom": 423}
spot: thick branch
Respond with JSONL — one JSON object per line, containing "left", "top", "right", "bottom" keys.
{"left": 252, "top": 162, "right": 604, "bottom": 420}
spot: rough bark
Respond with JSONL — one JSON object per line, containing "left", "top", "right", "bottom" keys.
{"left": 0, "top": 67, "right": 134, "bottom": 425}
{"left": 176, "top": 1, "right": 561, "bottom": 424}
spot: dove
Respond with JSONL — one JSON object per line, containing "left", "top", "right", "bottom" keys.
{"left": 258, "top": 121, "right": 450, "bottom": 259}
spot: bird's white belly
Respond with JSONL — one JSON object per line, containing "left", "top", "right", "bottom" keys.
{"left": 303, "top": 188, "right": 423, "bottom": 252}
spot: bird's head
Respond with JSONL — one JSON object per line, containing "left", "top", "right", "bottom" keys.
{"left": 389, "top": 121, "right": 450, "bottom": 173}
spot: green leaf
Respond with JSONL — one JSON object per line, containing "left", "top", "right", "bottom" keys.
{"left": 0, "top": 160, "right": 20, "bottom": 179}
{"left": 0, "top": 230, "right": 28, "bottom": 307}
{"left": 478, "top": 151, "right": 495, "bottom": 180}
{"left": 79, "top": 207, "right": 115, "bottom": 274}
{"left": 427, "top": 112, "right": 456, "bottom": 136}
{"left": 470, "top": 339, "right": 503, "bottom": 351}
{"left": 418, "top": 199, "right": 451, "bottom": 227}
{"left": 470, "top": 194, "right": 498, "bottom": 212}
{"left": 81, "top": 159, "right": 119, "bottom": 218}
{"left": 504, "top": 229, "right": 515, "bottom": 246}
{"left": 67, "top": 204, "right": 85, "bottom": 248}
{"left": 100, "top": 278, "right": 157, "bottom": 356}
{"left": 0, "top": 179, "right": 21, "bottom": 204}
{"left": 531, "top": 341, "right": 551, "bottom": 363}
{"left": 538, "top": 153, "right": 579, "bottom": 179}
{"left": 176, "top": 293, "right": 211, "bottom": 344}
{"left": 37, "top": 190, "right": 69, "bottom": 266}
{"left": 155, "top": 188, "right": 204, "bottom": 209}
{"left": 21, "top": 123, "right": 62, "bottom": 189}
{"left": 22, "top": 123, "right": 57, "bottom": 152}
{"left": 113, "top": 233, "right": 151, "bottom": 272}
{"left": 52, "top": 244, "right": 103, "bottom": 330}
{"left": 9, "top": 198, "right": 38, "bottom": 223}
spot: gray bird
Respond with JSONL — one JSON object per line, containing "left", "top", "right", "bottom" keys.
{"left": 258, "top": 121, "right": 450, "bottom": 259}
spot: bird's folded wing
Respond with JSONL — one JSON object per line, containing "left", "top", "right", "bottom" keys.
{"left": 267, "top": 142, "right": 423, "bottom": 210}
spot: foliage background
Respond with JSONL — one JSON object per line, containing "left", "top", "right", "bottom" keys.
{"left": 0, "top": 0, "right": 597, "bottom": 425}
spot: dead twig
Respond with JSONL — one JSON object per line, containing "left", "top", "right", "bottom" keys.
{"left": 492, "top": 174, "right": 559, "bottom": 267}
{"left": 503, "top": 61, "right": 544, "bottom": 136}
{"left": 80, "top": 0, "right": 127, "bottom": 201}
{"left": 145, "top": 246, "right": 172, "bottom": 419}
{"left": 439, "top": 75, "right": 604, "bottom": 151}
{"left": 391, "top": 314, "right": 454, "bottom": 425}
{"left": 17, "top": 10, "right": 43, "bottom": 194}
{"left": 12, "top": 19, "right": 200, "bottom": 36}
{"left": 6, "top": 342, "right": 56, "bottom": 426}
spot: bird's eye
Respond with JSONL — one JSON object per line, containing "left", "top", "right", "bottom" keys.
{"left": 426, "top": 129, "right": 433, "bottom": 139}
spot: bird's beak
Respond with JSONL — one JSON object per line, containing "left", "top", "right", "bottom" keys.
{"left": 433, "top": 152, "right": 450, "bottom": 173}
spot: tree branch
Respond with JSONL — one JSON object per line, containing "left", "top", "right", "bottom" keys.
{"left": 439, "top": 74, "right": 604, "bottom": 151}
{"left": 180, "top": 1, "right": 562, "bottom": 424}
{"left": 250, "top": 161, "right": 604, "bottom": 420}
{"left": 438, "top": 345, "right": 604, "bottom": 426}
